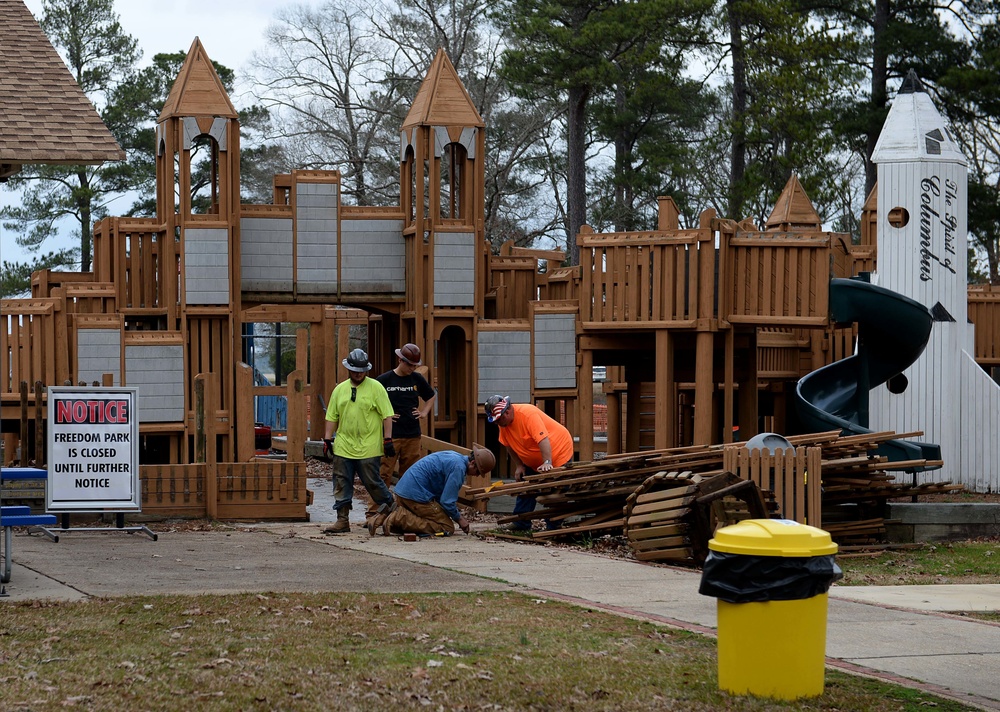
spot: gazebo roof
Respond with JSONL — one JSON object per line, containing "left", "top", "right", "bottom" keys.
{"left": 402, "top": 49, "right": 484, "bottom": 130}
{"left": 0, "top": 0, "right": 124, "bottom": 180}
{"left": 158, "top": 37, "right": 237, "bottom": 122}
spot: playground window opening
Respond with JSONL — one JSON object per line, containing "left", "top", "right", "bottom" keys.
{"left": 190, "top": 134, "right": 221, "bottom": 215}
{"left": 242, "top": 322, "right": 308, "bottom": 387}
{"left": 440, "top": 142, "right": 467, "bottom": 221}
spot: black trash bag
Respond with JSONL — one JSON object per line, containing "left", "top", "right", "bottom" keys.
{"left": 699, "top": 551, "right": 843, "bottom": 603}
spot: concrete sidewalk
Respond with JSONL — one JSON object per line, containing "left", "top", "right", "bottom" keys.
{"left": 3, "top": 520, "right": 998, "bottom": 710}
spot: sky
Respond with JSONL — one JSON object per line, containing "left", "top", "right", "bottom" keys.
{"left": 2, "top": 0, "right": 325, "bottom": 268}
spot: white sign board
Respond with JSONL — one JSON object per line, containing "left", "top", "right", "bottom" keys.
{"left": 47, "top": 387, "right": 140, "bottom": 512}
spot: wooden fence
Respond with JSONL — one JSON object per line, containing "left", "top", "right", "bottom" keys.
{"left": 970, "top": 285, "right": 1000, "bottom": 367}
{"left": 723, "top": 446, "right": 823, "bottom": 527}
{"left": 140, "top": 460, "right": 309, "bottom": 520}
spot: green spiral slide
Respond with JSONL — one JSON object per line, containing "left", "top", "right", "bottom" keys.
{"left": 795, "top": 277, "right": 942, "bottom": 469}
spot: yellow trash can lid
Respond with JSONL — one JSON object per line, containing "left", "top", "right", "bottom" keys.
{"left": 709, "top": 519, "right": 838, "bottom": 557}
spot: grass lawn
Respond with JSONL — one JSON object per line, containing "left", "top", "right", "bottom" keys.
{"left": 836, "top": 540, "right": 1000, "bottom": 585}
{"left": 0, "top": 590, "right": 983, "bottom": 711}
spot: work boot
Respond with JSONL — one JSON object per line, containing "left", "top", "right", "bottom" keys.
{"left": 368, "top": 499, "right": 396, "bottom": 536}
{"left": 324, "top": 508, "right": 350, "bottom": 534}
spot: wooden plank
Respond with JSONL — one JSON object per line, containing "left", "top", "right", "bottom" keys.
{"left": 629, "top": 494, "right": 696, "bottom": 516}
{"left": 627, "top": 506, "right": 691, "bottom": 526}
{"left": 634, "top": 483, "right": 696, "bottom": 505}
{"left": 626, "top": 522, "right": 689, "bottom": 541}
{"left": 634, "top": 548, "right": 694, "bottom": 562}
{"left": 530, "top": 517, "right": 624, "bottom": 539}
{"left": 629, "top": 535, "right": 691, "bottom": 551}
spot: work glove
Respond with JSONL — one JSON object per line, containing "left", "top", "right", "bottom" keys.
{"left": 383, "top": 437, "right": 396, "bottom": 458}
{"left": 323, "top": 438, "right": 335, "bottom": 461}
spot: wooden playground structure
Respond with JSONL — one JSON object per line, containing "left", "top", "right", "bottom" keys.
{"left": 4, "top": 40, "right": 1000, "bottom": 522}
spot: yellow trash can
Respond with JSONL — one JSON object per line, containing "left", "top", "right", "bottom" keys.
{"left": 698, "top": 519, "right": 842, "bottom": 700}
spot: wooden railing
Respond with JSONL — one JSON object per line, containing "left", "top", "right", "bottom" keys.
{"left": 723, "top": 232, "right": 831, "bottom": 327}
{"left": 0, "top": 298, "right": 65, "bottom": 396}
{"left": 489, "top": 255, "right": 538, "bottom": 320}
{"left": 579, "top": 228, "right": 714, "bottom": 328}
{"left": 538, "top": 265, "right": 580, "bottom": 302}
{"left": 92, "top": 217, "right": 176, "bottom": 323}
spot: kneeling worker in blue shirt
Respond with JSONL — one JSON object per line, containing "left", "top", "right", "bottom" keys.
{"left": 381, "top": 445, "right": 495, "bottom": 536}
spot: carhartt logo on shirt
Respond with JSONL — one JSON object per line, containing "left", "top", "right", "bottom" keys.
{"left": 385, "top": 386, "right": 417, "bottom": 393}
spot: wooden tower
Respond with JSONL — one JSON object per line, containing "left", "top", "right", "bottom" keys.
{"left": 399, "top": 49, "right": 486, "bottom": 447}
{"left": 154, "top": 38, "right": 242, "bottom": 461}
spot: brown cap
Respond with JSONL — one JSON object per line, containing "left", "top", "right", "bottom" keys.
{"left": 395, "top": 343, "right": 422, "bottom": 365}
{"left": 471, "top": 444, "right": 496, "bottom": 475}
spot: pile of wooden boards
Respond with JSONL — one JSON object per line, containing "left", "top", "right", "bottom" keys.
{"left": 466, "top": 429, "right": 961, "bottom": 556}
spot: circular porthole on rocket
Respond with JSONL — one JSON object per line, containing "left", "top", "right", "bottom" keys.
{"left": 887, "top": 373, "right": 909, "bottom": 394}
{"left": 888, "top": 207, "right": 909, "bottom": 228}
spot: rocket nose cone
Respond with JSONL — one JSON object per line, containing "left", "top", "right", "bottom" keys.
{"left": 871, "top": 78, "right": 967, "bottom": 165}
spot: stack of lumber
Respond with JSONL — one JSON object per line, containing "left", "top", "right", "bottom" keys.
{"left": 467, "top": 429, "right": 960, "bottom": 550}
{"left": 467, "top": 445, "right": 732, "bottom": 540}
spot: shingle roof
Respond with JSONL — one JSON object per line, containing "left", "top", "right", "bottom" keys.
{"left": 0, "top": 0, "right": 125, "bottom": 178}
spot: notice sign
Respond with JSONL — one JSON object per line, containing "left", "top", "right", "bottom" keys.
{"left": 47, "top": 386, "right": 140, "bottom": 512}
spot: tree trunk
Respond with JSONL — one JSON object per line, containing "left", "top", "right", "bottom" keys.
{"left": 867, "top": 0, "right": 890, "bottom": 196}
{"left": 614, "top": 86, "right": 628, "bottom": 232}
{"left": 728, "top": 0, "right": 747, "bottom": 220}
{"left": 78, "top": 168, "right": 92, "bottom": 273}
{"left": 566, "top": 85, "right": 589, "bottom": 266}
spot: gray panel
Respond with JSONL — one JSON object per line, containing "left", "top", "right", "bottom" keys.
{"left": 296, "top": 184, "right": 340, "bottom": 292}
{"left": 241, "top": 217, "right": 293, "bottom": 291}
{"left": 477, "top": 330, "right": 531, "bottom": 403}
{"left": 184, "top": 228, "right": 229, "bottom": 305}
{"left": 124, "top": 344, "right": 185, "bottom": 422}
{"left": 434, "top": 233, "right": 474, "bottom": 307}
{"left": 76, "top": 329, "right": 121, "bottom": 386}
{"left": 534, "top": 313, "right": 577, "bottom": 389}
{"left": 337, "top": 219, "right": 406, "bottom": 294}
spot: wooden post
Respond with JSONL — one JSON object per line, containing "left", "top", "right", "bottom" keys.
{"left": 235, "top": 362, "right": 254, "bottom": 462}
{"left": 625, "top": 377, "right": 641, "bottom": 452}
{"left": 578, "top": 348, "right": 593, "bottom": 462}
{"left": 195, "top": 373, "right": 218, "bottom": 518}
{"left": 723, "top": 330, "right": 734, "bottom": 444}
{"left": 34, "top": 380, "right": 44, "bottom": 467}
{"left": 606, "top": 386, "right": 621, "bottom": 456}
{"left": 693, "top": 331, "right": 714, "bottom": 445}
{"left": 806, "top": 446, "right": 822, "bottom": 527}
{"left": 738, "top": 330, "right": 759, "bottom": 442}
{"left": 19, "top": 380, "right": 28, "bottom": 465}
{"left": 286, "top": 369, "right": 306, "bottom": 461}
{"left": 195, "top": 375, "right": 206, "bottom": 464}
{"left": 654, "top": 330, "right": 674, "bottom": 450}
{"left": 52, "top": 286, "right": 69, "bottom": 385}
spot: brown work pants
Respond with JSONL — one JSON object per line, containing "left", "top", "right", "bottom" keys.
{"left": 384, "top": 494, "right": 456, "bottom": 536}
{"left": 379, "top": 436, "right": 422, "bottom": 489}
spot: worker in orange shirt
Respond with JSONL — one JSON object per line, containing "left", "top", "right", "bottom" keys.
{"left": 485, "top": 395, "right": 573, "bottom": 531}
